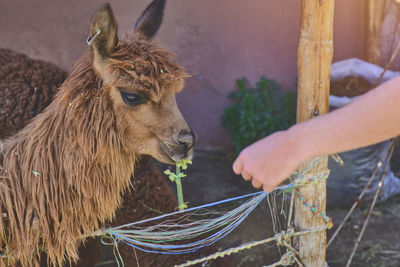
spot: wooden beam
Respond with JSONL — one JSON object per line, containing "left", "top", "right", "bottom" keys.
{"left": 365, "top": 0, "right": 385, "bottom": 65}
{"left": 294, "top": 0, "right": 334, "bottom": 266}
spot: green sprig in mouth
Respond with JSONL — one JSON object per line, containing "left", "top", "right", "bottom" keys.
{"left": 164, "top": 159, "right": 192, "bottom": 211}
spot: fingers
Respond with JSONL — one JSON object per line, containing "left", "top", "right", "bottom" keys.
{"left": 232, "top": 151, "right": 263, "bottom": 190}
{"left": 251, "top": 179, "right": 263, "bottom": 189}
{"left": 232, "top": 156, "right": 243, "bottom": 175}
{"left": 241, "top": 170, "right": 252, "bottom": 181}
{"left": 240, "top": 169, "right": 263, "bottom": 189}
{"left": 263, "top": 184, "right": 273, "bottom": 193}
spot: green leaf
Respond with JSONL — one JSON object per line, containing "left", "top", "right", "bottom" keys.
{"left": 176, "top": 159, "right": 192, "bottom": 170}
{"left": 164, "top": 170, "right": 173, "bottom": 175}
{"left": 222, "top": 76, "right": 297, "bottom": 153}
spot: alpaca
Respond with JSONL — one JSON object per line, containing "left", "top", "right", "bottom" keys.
{"left": 0, "top": 48, "right": 213, "bottom": 267}
{"left": 0, "top": 1, "right": 197, "bottom": 266}
{"left": 0, "top": 47, "right": 212, "bottom": 267}
{"left": 0, "top": 25, "right": 228, "bottom": 267}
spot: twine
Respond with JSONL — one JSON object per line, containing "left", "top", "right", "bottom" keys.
{"left": 174, "top": 230, "right": 295, "bottom": 267}
{"left": 292, "top": 170, "right": 330, "bottom": 187}
{"left": 100, "top": 233, "right": 125, "bottom": 267}
{"left": 175, "top": 158, "right": 334, "bottom": 267}
{"left": 98, "top": 157, "right": 334, "bottom": 267}
{"left": 296, "top": 191, "right": 333, "bottom": 229}
{"left": 175, "top": 225, "right": 329, "bottom": 267}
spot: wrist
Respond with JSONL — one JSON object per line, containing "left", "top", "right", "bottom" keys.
{"left": 286, "top": 122, "right": 315, "bottom": 164}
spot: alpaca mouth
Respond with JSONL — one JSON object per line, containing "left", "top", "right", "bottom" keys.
{"left": 158, "top": 141, "right": 193, "bottom": 164}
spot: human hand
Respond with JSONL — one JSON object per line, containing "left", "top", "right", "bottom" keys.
{"left": 232, "top": 130, "right": 303, "bottom": 192}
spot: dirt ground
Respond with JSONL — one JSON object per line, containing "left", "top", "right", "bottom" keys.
{"left": 96, "top": 148, "right": 400, "bottom": 267}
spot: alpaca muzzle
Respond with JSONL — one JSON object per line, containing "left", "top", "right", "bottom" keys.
{"left": 158, "top": 130, "right": 197, "bottom": 163}
{"left": 176, "top": 129, "right": 197, "bottom": 150}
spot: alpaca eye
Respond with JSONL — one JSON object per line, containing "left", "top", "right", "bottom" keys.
{"left": 119, "top": 90, "right": 144, "bottom": 106}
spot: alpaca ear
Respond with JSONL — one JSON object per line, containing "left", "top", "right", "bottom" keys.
{"left": 134, "top": 0, "right": 166, "bottom": 40}
{"left": 88, "top": 3, "right": 118, "bottom": 59}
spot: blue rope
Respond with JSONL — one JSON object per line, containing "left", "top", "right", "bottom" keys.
{"left": 110, "top": 183, "right": 293, "bottom": 229}
{"left": 106, "top": 191, "right": 267, "bottom": 254}
{"left": 105, "top": 183, "right": 296, "bottom": 255}
{"left": 102, "top": 156, "right": 329, "bottom": 266}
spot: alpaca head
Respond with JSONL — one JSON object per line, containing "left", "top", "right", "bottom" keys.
{"left": 86, "top": 1, "right": 196, "bottom": 164}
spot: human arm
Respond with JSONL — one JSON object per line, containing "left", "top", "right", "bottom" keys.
{"left": 233, "top": 76, "right": 400, "bottom": 192}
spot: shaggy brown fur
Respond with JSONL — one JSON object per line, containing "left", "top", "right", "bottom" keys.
{"left": 0, "top": 49, "right": 68, "bottom": 138}
{"left": 0, "top": 3, "right": 196, "bottom": 265}
{"left": 0, "top": 48, "right": 101, "bottom": 267}
{"left": 0, "top": 49, "right": 127, "bottom": 266}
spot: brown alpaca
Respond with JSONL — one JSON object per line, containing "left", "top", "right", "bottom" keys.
{"left": 0, "top": 48, "right": 208, "bottom": 267}
{"left": 0, "top": 1, "right": 197, "bottom": 266}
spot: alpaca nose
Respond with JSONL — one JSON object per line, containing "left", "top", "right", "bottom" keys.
{"left": 177, "top": 130, "right": 198, "bottom": 149}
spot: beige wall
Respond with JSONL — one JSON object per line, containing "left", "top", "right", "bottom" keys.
{"left": 0, "top": 0, "right": 365, "bottom": 148}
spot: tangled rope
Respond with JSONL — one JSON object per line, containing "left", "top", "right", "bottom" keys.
{"left": 175, "top": 212, "right": 331, "bottom": 266}
{"left": 95, "top": 156, "right": 334, "bottom": 266}
{"left": 174, "top": 229, "right": 297, "bottom": 267}
{"left": 174, "top": 157, "right": 335, "bottom": 267}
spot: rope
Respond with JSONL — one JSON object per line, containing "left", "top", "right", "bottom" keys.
{"left": 100, "top": 233, "right": 125, "bottom": 267}
{"left": 174, "top": 157, "right": 334, "bottom": 267}
{"left": 100, "top": 173, "right": 324, "bottom": 255}
{"left": 296, "top": 191, "right": 333, "bottom": 229}
{"left": 174, "top": 230, "right": 293, "bottom": 267}
{"left": 97, "top": 157, "right": 334, "bottom": 266}
{"left": 175, "top": 225, "right": 329, "bottom": 267}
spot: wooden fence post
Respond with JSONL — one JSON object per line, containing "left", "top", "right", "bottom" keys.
{"left": 365, "top": 0, "right": 385, "bottom": 65}
{"left": 294, "top": 0, "right": 334, "bottom": 266}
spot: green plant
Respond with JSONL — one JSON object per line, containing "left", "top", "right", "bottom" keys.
{"left": 164, "top": 159, "right": 192, "bottom": 211}
{"left": 222, "top": 76, "right": 296, "bottom": 153}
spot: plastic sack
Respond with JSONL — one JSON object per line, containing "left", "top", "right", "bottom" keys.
{"left": 326, "top": 58, "right": 400, "bottom": 208}
{"left": 330, "top": 57, "right": 400, "bottom": 84}
{"left": 327, "top": 141, "right": 400, "bottom": 208}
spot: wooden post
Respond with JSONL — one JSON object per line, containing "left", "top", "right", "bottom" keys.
{"left": 365, "top": 0, "right": 385, "bottom": 65}
{"left": 294, "top": 0, "right": 334, "bottom": 266}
